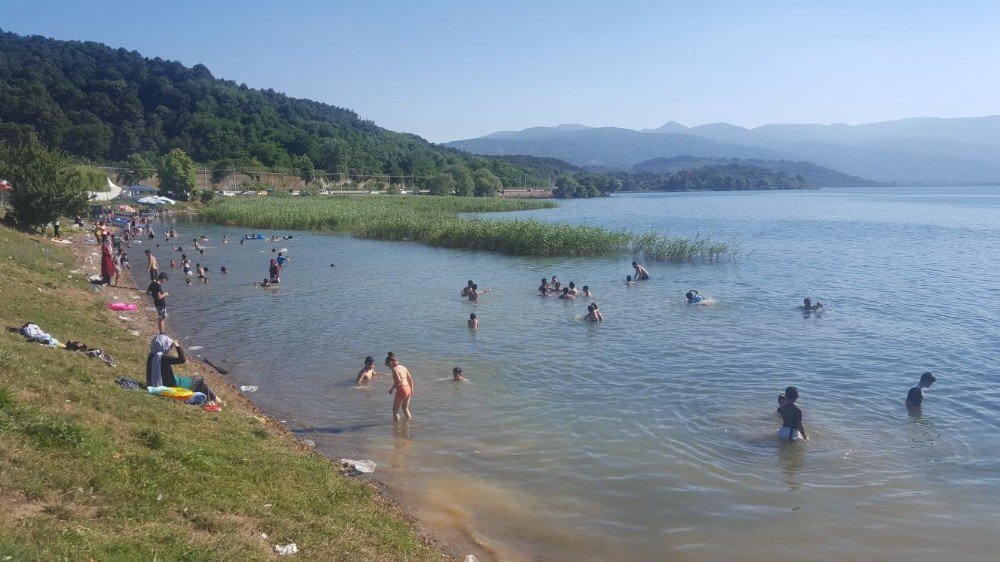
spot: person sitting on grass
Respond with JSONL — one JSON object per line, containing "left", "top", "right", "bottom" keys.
{"left": 146, "top": 334, "right": 222, "bottom": 406}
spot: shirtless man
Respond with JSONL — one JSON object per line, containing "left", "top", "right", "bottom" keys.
{"left": 460, "top": 280, "right": 475, "bottom": 297}
{"left": 632, "top": 261, "right": 650, "bottom": 280}
{"left": 145, "top": 249, "right": 159, "bottom": 283}
{"left": 467, "top": 283, "right": 491, "bottom": 301}
{"left": 387, "top": 354, "right": 414, "bottom": 422}
{"left": 356, "top": 356, "right": 382, "bottom": 386}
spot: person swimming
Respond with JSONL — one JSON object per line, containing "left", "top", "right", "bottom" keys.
{"left": 906, "top": 371, "right": 936, "bottom": 409}
{"left": 686, "top": 290, "right": 703, "bottom": 304}
{"left": 568, "top": 281, "right": 578, "bottom": 295}
{"left": 585, "top": 302, "right": 603, "bottom": 322}
{"left": 452, "top": 367, "right": 466, "bottom": 383}
{"left": 356, "top": 355, "right": 382, "bottom": 386}
{"left": 467, "top": 283, "right": 490, "bottom": 301}
{"left": 632, "top": 261, "right": 650, "bottom": 280}
{"left": 581, "top": 285, "right": 592, "bottom": 297}
{"left": 560, "top": 287, "right": 575, "bottom": 300}
{"left": 777, "top": 386, "right": 807, "bottom": 441}
{"left": 550, "top": 276, "right": 561, "bottom": 292}
{"left": 539, "top": 278, "right": 550, "bottom": 296}
{"left": 799, "top": 298, "right": 823, "bottom": 311}
{"left": 626, "top": 275, "right": 635, "bottom": 285}
{"left": 461, "top": 280, "right": 475, "bottom": 297}
{"left": 468, "top": 313, "right": 479, "bottom": 329}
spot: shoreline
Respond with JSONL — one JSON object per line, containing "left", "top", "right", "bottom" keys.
{"left": 0, "top": 222, "right": 451, "bottom": 560}
{"left": 72, "top": 231, "right": 459, "bottom": 559}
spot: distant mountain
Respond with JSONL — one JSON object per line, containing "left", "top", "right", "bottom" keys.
{"left": 447, "top": 127, "right": 791, "bottom": 170}
{"left": 448, "top": 116, "right": 1000, "bottom": 184}
{"left": 632, "top": 156, "right": 882, "bottom": 187}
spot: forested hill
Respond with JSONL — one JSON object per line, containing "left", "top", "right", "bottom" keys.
{"left": 632, "top": 156, "right": 883, "bottom": 187}
{"left": 0, "top": 30, "right": 562, "bottom": 184}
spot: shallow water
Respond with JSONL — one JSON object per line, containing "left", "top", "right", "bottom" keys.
{"left": 163, "top": 187, "right": 1000, "bottom": 561}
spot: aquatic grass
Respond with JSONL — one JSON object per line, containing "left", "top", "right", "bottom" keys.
{"left": 201, "top": 196, "right": 738, "bottom": 261}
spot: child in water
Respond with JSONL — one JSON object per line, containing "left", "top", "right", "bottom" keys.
{"left": 582, "top": 285, "right": 592, "bottom": 297}
{"left": 777, "top": 386, "right": 807, "bottom": 441}
{"left": 452, "top": 367, "right": 466, "bottom": 383}
{"left": 906, "top": 371, "right": 936, "bottom": 409}
{"left": 356, "top": 356, "right": 382, "bottom": 386}
{"left": 626, "top": 275, "right": 635, "bottom": 285}
{"left": 468, "top": 313, "right": 479, "bottom": 329}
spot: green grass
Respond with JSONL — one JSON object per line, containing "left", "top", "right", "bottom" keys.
{"left": 0, "top": 225, "right": 442, "bottom": 561}
{"left": 201, "top": 196, "right": 738, "bottom": 261}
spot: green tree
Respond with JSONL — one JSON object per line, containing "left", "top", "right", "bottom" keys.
{"left": 444, "top": 164, "right": 474, "bottom": 196}
{"left": 472, "top": 168, "right": 503, "bottom": 197}
{"left": 553, "top": 174, "right": 582, "bottom": 198}
{"left": 0, "top": 141, "right": 89, "bottom": 231}
{"left": 121, "top": 152, "right": 155, "bottom": 186}
{"left": 428, "top": 173, "right": 456, "bottom": 196}
{"left": 157, "top": 148, "right": 197, "bottom": 200}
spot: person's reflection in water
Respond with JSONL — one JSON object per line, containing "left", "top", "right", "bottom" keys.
{"left": 392, "top": 423, "right": 412, "bottom": 469}
{"left": 778, "top": 441, "right": 805, "bottom": 492}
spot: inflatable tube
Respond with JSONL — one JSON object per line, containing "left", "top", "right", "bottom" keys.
{"left": 161, "top": 387, "right": 194, "bottom": 400}
{"left": 255, "top": 234, "right": 266, "bottom": 240}
{"left": 109, "top": 302, "right": 137, "bottom": 311}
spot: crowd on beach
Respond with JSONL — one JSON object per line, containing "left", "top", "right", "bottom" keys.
{"left": 77, "top": 214, "right": 942, "bottom": 440}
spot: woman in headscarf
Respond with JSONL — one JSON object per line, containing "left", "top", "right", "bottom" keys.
{"left": 100, "top": 234, "right": 117, "bottom": 285}
{"left": 268, "top": 258, "right": 280, "bottom": 284}
{"left": 146, "top": 334, "right": 222, "bottom": 405}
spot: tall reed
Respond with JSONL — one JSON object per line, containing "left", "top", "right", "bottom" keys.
{"left": 200, "top": 196, "right": 737, "bottom": 261}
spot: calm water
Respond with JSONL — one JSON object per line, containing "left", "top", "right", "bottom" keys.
{"left": 164, "top": 187, "right": 999, "bottom": 561}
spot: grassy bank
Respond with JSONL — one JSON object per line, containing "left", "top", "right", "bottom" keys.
{"left": 200, "top": 196, "right": 738, "bottom": 261}
{"left": 0, "top": 225, "right": 443, "bottom": 560}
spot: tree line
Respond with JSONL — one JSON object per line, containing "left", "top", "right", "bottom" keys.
{"left": 0, "top": 30, "right": 570, "bottom": 191}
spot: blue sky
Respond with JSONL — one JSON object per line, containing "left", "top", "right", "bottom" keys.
{"left": 3, "top": 1, "right": 998, "bottom": 142}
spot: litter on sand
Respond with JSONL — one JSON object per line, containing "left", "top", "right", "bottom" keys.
{"left": 302, "top": 439, "right": 315, "bottom": 447}
{"left": 274, "top": 543, "right": 298, "bottom": 555}
{"left": 340, "top": 459, "right": 376, "bottom": 474}
{"left": 240, "top": 385, "right": 259, "bottom": 393}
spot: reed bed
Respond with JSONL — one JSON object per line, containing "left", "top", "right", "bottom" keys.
{"left": 200, "top": 196, "right": 737, "bottom": 261}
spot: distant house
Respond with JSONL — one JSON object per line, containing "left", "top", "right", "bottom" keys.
{"left": 123, "top": 185, "right": 159, "bottom": 198}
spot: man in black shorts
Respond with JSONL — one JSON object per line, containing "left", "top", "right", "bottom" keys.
{"left": 146, "top": 272, "right": 169, "bottom": 334}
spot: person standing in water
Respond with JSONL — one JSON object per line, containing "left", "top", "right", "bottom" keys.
{"left": 452, "top": 367, "right": 466, "bottom": 383}
{"left": 632, "top": 261, "right": 650, "bottom": 280}
{"left": 387, "top": 353, "right": 414, "bottom": 422}
{"left": 777, "top": 386, "right": 807, "bottom": 441}
{"left": 461, "top": 280, "right": 475, "bottom": 297}
{"left": 799, "top": 298, "right": 823, "bottom": 311}
{"left": 906, "top": 372, "right": 936, "bottom": 409}
{"left": 467, "top": 283, "right": 490, "bottom": 301}
{"left": 468, "top": 313, "right": 479, "bottom": 329}
{"left": 145, "top": 249, "right": 159, "bottom": 283}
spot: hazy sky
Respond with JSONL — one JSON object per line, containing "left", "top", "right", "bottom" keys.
{"left": 4, "top": 1, "right": 998, "bottom": 142}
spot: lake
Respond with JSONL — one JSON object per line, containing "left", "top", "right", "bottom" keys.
{"left": 163, "top": 187, "right": 1000, "bottom": 561}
